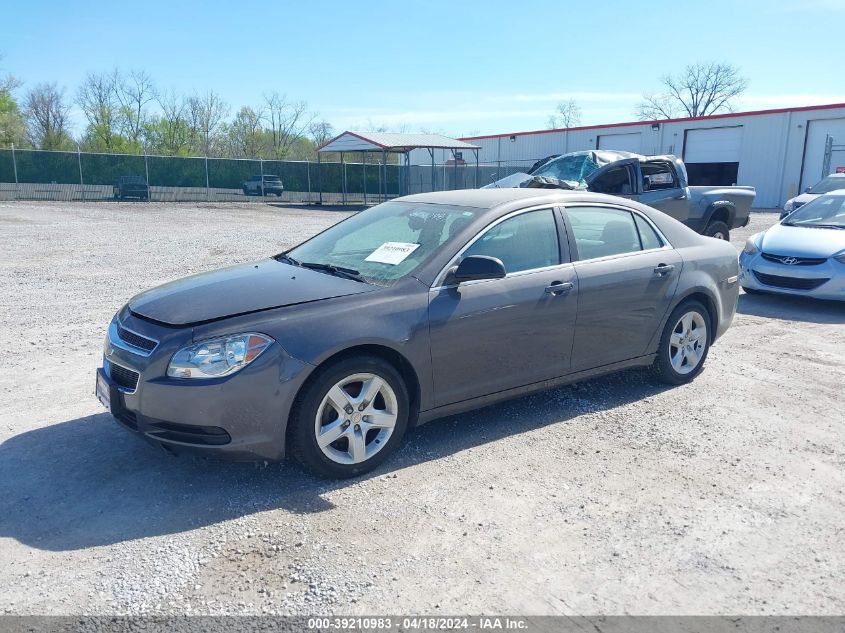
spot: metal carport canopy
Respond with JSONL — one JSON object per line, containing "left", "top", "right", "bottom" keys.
{"left": 316, "top": 131, "right": 481, "bottom": 205}
{"left": 318, "top": 131, "right": 481, "bottom": 154}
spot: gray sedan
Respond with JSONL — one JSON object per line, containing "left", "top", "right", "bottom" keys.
{"left": 96, "top": 189, "right": 739, "bottom": 478}
{"left": 741, "top": 191, "right": 845, "bottom": 300}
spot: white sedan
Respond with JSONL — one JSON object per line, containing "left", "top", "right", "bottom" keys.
{"left": 781, "top": 173, "right": 845, "bottom": 219}
{"left": 741, "top": 191, "right": 845, "bottom": 301}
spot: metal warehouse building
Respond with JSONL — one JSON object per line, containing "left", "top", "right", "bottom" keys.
{"left": 412, "top": 103, "right": 845, "bottom": 208}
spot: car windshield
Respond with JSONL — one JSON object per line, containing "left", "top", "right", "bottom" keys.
{"left": 284, "top": 201, "right": 481, "bottom": 285}
{"left": 782, "top": 194, "right": 845, "bottom": 228}
{"left": 530, "top": 153, "right": 600, "bottom": 186}
{"left": 264, "top": 175, "right": 281, "bottom": 181}
{"left": 808, "top": 176, "right": 845, "bottom": 194}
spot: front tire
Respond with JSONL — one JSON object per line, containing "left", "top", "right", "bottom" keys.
{"left": 288, "top": 356, "right": 410, "bottom": 478}
{"left": 654, "top": 300, "right": 712, "bottom": 385}
{"left": 704, "top": 221, "right": 730, "bottom": 241}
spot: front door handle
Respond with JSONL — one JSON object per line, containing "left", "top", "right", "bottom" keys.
{"left": 654, "top": 263, "right": 675, "bottom": 276}
{"left": 545, "top": 281, "right": 574, "bottom": 295}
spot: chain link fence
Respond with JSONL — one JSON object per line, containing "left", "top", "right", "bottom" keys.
{"left": 0, "top": 147, "right": 539, "bottom": 204}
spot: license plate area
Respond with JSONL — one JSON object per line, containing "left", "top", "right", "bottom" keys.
{"left": 96, "top": 369, "right": 111, "bottom": 411}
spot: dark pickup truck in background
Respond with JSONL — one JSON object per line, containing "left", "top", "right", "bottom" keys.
{"left": 113, "top": 175, "right": 149, "bottom": 200}
{"left": 487, "top": 151, "right": 756, "bottom": 240}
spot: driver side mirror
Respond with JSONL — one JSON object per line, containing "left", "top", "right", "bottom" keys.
{"left": 805, "top": 187, "right": 811, "bottom": 193}
{"left": 447, "top": 255, "right": 506, "bottom": 284}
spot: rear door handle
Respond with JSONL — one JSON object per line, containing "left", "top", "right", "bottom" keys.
{"left": 654, "top": 264, "right": 675, "bottom": 276}
{"left": 545, "top": 281, "right": 574, "bottom": 295}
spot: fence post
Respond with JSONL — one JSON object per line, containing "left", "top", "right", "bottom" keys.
{"left": 143, "top": 148, "right": 151, "bottom": 203}
{"left": 317, "top": 153, "right": 323, "bottom": 205}
{"left": 363, "top": 154, "right": 367, "bottom": 206}
{"left": 77, "top": 143, "right": 84, "bottom": 202}
{"left": 342, "top": 159, "right": 348, "bottom": 206}
{"left": 205, "top": 156, "right": 210, "bottom": 201}
{"left": 11, "top": 144, "right": 18, "bottom": 201}
{"left": 259, "top": 157, "right": 264, "bottom": 201}
{"left": 306, "top": 160, "right": 311, "bottom": 204}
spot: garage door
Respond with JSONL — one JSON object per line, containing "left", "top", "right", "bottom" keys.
{"left": 800, "top": 118, "right": 845, "bottom": 190}
{"left": 683, "top": 126, "right": 743, "bottom": 186}
{"left": 597, "top": 133, "right": 642, "bottom": 153}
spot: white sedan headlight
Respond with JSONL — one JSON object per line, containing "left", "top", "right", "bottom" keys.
{"left": 834, "top": 250, "right": 845, "bottom": 264}
{"left": 167, "top": 333, "right": 273, "bottom": 379}
{"left": 783, "top": 199, "right": 795, "bottom": 213}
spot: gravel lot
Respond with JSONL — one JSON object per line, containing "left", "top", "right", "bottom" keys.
{"left": 0, "top": 201, "right": 843, "bottom": 616}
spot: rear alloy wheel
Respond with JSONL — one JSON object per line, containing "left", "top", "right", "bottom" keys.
{"left": 290, "top": 356, "right": 409, "bottom": 478}
{"left": 654, "top": 301, "right": 711, "bottom": 384}
{"left": 704, "top": 221, "right": 730, "bottom": 241}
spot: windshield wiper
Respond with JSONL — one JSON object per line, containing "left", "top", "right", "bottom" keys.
{"left": 300, "top": 261, "right": 366, "bottom": 282}
{"left": 275, "top": 253, "right": 300, "bottom": 266}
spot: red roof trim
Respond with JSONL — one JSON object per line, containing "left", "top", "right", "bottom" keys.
{"left": 317, "top": 130, "right": 390, "bottom": 151}
{"left": 458, "top": 102, "right": 845, "bottom": 142}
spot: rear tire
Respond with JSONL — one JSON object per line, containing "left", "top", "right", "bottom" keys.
{"left": 654, "top": 300, "right": 712, "bottom": 385}
{"left": 704, "top": 221, "right": 730, "bottom": 241}
{"left": 288, "top": 356, "right": 410, "bottom": 479}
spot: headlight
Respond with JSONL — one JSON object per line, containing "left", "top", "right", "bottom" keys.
{"left": 783, "top": 200, "right": 794, "bottom": 213}
{"left": 834, "top": 251, "right": 845, "bottom": 264}
{"left": 167, "top": 333, "right": 273, "bottom": 379}
{"left": 743, "top": 233, "right": 762, "bottom": 255}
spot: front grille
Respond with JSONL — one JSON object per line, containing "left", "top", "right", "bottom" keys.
{"left": 761, "top": 253, "right": 827, "bottom": 266}
{"left": 117, "top": 323, "right": 157, "bottom": 352}
{"left": 753, "top": 270, "right": 830, "bottom": 290}
{"left": 110, "top": 363, "right": 140, "bottom": 391}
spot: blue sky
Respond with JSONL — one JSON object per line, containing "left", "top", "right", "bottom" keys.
{"left": 3, "top": 0, "right": 845, "bottom": 137}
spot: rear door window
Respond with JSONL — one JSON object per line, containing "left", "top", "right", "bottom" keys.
{"left": 565, "top": 206, "right": 643, "bottom": 260}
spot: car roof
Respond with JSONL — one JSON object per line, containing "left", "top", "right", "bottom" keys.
{"left": 399, "top": 188, "right": 625, "bottom": 209}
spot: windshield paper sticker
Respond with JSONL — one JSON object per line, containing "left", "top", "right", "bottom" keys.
{"left": 365, "top": 242, "right": 420, "bottom": 265}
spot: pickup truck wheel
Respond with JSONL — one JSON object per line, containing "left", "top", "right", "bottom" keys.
{"left": 704, "top": 221, "right": 730, "bottom": 241}
{"left": 654, "top": 300, "right": 711, "bottom": 385}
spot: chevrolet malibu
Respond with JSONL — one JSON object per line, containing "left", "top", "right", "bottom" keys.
{"left": 96, "top": 189, "right": 739, "bottom": 478}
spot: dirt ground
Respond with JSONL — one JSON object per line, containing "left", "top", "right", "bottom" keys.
{"left": 0, "top": 201, "right": 843, "bottom": 616}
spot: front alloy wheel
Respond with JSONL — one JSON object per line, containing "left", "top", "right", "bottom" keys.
{"left": 315, "top": 373, "right": 398, "bottom": 465}
{"left": 289, "top": 356, "right": 409, "bottom": 478}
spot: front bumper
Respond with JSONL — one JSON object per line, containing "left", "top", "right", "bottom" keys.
{"left": 96, "top": 310, "right": 311, "bottom": 461}
{"left": 739, "top": 252, "right": 845, "bottom": 301}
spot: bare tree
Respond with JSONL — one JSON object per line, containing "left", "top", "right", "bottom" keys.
{"left": 115, "top": 69, "right": 156, "bottom": 144}
{"left": 308, "top": 120, "right": 335, "bottom": 148}
{"left": 23, "top": 82, "right": 72, "bottom": 149}
{"left": 636, "top": 61, "right": 748, "bottom": 120}
{"left": 264, "top": 92, "right": 312, "bottom": 159}
{"left": 186, "top": 91, "right": 229, "bottom": 156}
{"left": 76, "top": 70, "right": 121, "bottom": 150}
{"left": 224, "top": 106, "right": 267, "bottom": 158}
{"left": 0, "top": 54, "right": 26, "bottom": 146}
{"left": 547, "top": 99, "right": 582, "bottom": 129}
{"left": 147, "top": 89, "right": 191, "bottom": 155}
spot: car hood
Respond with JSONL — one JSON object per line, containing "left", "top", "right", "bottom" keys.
{"left": 129, "top": 259, "right": 375, "bottom": 326}
{"left": 760, "top": 223, "right": 845, "bottom": 258}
